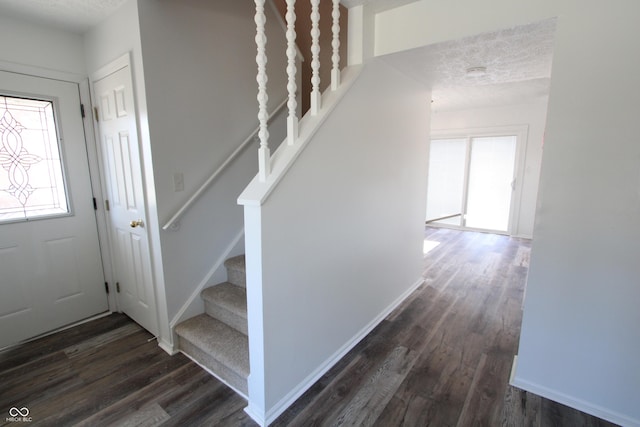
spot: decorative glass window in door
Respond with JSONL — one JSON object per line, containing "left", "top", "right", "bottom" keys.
{"left": 0, "top": 95, "right": 69, "bottom": 222}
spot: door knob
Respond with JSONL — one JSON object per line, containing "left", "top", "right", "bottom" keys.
{"left": 130, "top": 219, "right": 144, "bottom": 228}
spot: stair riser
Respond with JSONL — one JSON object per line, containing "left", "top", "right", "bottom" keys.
{"left": 178, "top": 336, "right": 247, "bottom": 395}
{"left": 226, "top": 268, "right": 246, "bottom": 288}
{"left": 204, "top": 301, "right": 248, "bottom": 335}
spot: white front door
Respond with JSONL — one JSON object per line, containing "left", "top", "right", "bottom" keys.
{"left": 92, "top": 59, "right": 159, "bottom": 337}
{"left": 0, "top": 71, "right": 108, "bottom": 349}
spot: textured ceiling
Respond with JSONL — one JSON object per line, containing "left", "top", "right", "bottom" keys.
{"left": 0, "top": 0, "right": 128, "bottom": 33}
{"left": 381, "top": 18, "right": 557, "bottom": 111}
{"left": 1, "top": 0, "right": 555, "bottom": 112}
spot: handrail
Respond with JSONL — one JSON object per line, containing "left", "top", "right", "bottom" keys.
{"left": 163, "top": 98, "right": 288, "bottom": 230}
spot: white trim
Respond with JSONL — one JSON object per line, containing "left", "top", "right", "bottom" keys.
{"left": 79, "top": 78, "right": 118, "bottom": 312}
{"left": 252, "top": 277, "right": 425, "bottom": 426}
{"left": 0, "top": 60, "right": 85, "bottom": 83}
{"left": 157, "top": 339, "right": 178, "bottom": 356}
{"left": 510, "top": 369, "right": 640, "bottom": 427}
{"left": 169, "top": 228, "right": 245, "bottom": 329}
{"left": 244, "top": 404, "right": 266, "bottom": 427}
{"left": 90, "top": 52, "right": 130, "bottom": 82}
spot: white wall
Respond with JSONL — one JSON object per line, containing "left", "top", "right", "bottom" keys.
{"left": 431, "top": 100, "right": 549, "bottom": 238}
{"left": 514, "top": 1, "right": 640, "bottom": 425}
{"left": 374, "top": 1, "right": 640, "bottom": 425}
{"left": 245, "top": 59, "right": 430, "bottom": 422}
{"left": 0, "top": 14, "right": 85, "bottom": 76}
{"left": 135, "top": 0, "right": 288, "bottom": 322}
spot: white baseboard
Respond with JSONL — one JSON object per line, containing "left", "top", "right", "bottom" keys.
{"left": 244, "top": 405, "right": 266, "bottom": 427}
{"left": 510, "top": 369, "right": 639, "bottom": 427}
{"left": 158, "top": 339, "right": 178, "bottom": 356}
{"left": 252, "top": 276, "right": 425, "bottom": 426}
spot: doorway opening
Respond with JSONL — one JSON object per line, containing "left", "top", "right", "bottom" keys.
{"left": 425, "top": 128, "right": 526, "bottom": 234}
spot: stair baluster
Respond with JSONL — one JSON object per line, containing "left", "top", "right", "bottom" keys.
{"left": 310, "top": 0, "right": 321, "bottom": 115}
{"left": 331, "top": 0, "right": 341, "bottom": 90}
{"left": 286, "top": 0, "right": 298, "bottom": 145}
{"left": 255, "top": 0, "right": 270, "bottom": 182}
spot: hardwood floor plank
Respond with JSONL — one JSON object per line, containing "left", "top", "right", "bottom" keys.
{"left": 107, "top": 403, "right": 170, "bottom": 427}
{"left": 64, "top": 323, "right": 143, "bottom": 359}
{"left": 36, "top": 352, "right": 189, "bottom": 426}
{"left": 72, "top": 364, "right": 200, "bottom": 427}
{"left": 0, "top": 314, "right": 130, "bottom": 370}
{"left": 0, "top": 228, "right": 619, "bottom": 427}
{"left": 501, "top": 386, "right": 542, "bottom": 427}
{"left": 327, "top": 346, "right": 415, "bottom": 426}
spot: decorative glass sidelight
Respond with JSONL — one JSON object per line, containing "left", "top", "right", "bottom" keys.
{"left": 0, "top": 95, "right": 68, "bottom": 222}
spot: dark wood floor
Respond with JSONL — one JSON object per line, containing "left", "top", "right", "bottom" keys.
{"left": 0, "top": 228, "right": 618, "bottom": 426}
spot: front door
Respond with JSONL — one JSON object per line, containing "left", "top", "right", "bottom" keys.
{"left": 0, "top": 71, "right": 108, "bottom": 348}
{"left": 92, "top": 58, "right": 159, "bottom": 337}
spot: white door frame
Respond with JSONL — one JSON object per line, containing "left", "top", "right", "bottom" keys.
{"left": 88, "top": 53, "right": 173, "bottom": 354}
{"left": 0, "top": 60, "right": 116, "bottom": 311}
{"left": 429, "top": 125, "right": 529, "bottom": 236}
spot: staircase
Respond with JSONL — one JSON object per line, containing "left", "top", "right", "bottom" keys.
{"left": 174, "top": 255, "right": 249, "bottom": 396}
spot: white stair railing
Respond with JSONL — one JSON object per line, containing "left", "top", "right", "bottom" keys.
{"left": 162, "top": 98, "right": 287, "bottom": 230}
{"left": 309, "top": 0, "right": 321, "bottom": 116}
{"left": 286, "top": 0, "right": 298, "bottom": 145}
{"left": 331, "top": 0, "right": 341, "bottom": 90}
{"left": 255, "top": 0, "right": 271, "bottom": 182}
{"left": 255, "top": 0, "right": 342, "bottom": 183}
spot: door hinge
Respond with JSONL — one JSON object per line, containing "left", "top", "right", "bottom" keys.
{"left": 93, "top": 197, "right": 98, "bottom": 210}
{"left": 80, "top": 104, "right": 86, "bottom": 118}
{"left": 116, "top": 282, "right": 121, "bottom": 293}
{"left": 105, "top": 199, "right": 110, "bottom": 211}
{"left": 105, "top": 282, "right": 109, "bottom": 294}
{"left": 93, "top": 106, "right": 99, "bottom": 121}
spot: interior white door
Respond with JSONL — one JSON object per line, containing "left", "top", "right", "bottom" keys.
{"left": 93, "top": 62, "right": 158, "bottom": 337}
{"left": 0, "top": 71, "right": 108, "bottom": 348}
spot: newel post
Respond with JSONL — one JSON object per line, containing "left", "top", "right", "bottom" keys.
{"left": 255, "top": 0, "right": 270, "bottom": 182}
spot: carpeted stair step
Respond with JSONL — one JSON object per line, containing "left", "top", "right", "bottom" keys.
{"left": 224, "top": 255, "right": 246, "bottom": 288}
{"left": 201, "top": 283, "right": 247, "bottom": 335}
{"left": 175, "top": 314, "right": 249, "bottom": 395}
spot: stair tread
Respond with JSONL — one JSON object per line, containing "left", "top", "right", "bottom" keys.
{"left": 175, "top": 314, "right": 249, "bottom": 378}
{"left": 201, "top": 283, "right": 247, "bottom": 318}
